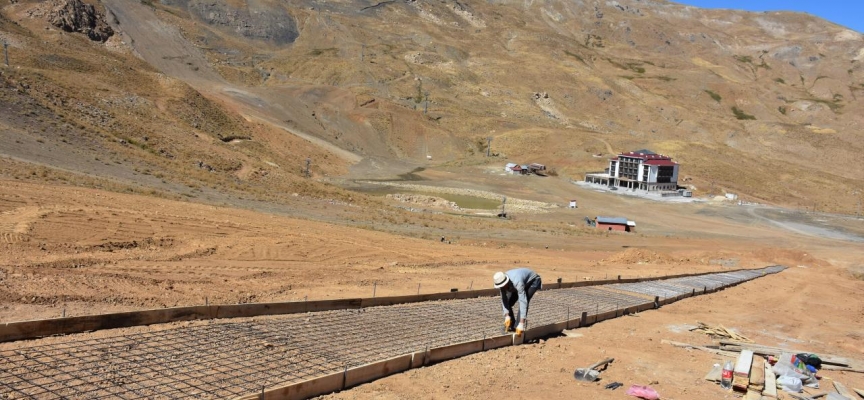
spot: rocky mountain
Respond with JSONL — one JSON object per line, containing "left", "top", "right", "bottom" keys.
{"left": 0, "top": 0, "right": 862, "bottom": 213}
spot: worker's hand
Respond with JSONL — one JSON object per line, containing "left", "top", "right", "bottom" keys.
{"left": 515, "top": 322, "right": 525, "bottom": 336}
{"left": 504, "top": 316, "right": 512, "bottom": 331}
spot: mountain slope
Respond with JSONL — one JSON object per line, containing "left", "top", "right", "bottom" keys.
{"left": 1, "top": 0, "right": 862, "bottom": 212}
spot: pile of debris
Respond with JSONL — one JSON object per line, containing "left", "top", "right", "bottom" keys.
{"left": 664, "top": 328, "right": 864, "bottom": 400}
{"left": 690, "top": 321, "right": 753, "bottom": 342}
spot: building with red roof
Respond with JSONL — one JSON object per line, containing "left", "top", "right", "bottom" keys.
{"left": 584, "top": 149, "right": 680, "bottom": 191}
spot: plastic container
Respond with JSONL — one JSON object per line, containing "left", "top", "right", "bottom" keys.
{"left": 720, "top": 361, "right": 733, "bottom": 389}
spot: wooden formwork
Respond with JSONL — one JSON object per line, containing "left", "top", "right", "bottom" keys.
{"left": 0, "top": 267, "right": 780, "bottom": 344}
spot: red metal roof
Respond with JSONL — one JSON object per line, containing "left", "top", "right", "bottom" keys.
{"left": 619, "top": 151, "right": 672, "bottom": 161}
{"left": 644, "top": 159, "right": 677, "bottom": 166}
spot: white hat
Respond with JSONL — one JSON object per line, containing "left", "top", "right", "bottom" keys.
{"left": 493, "top": 271, "right": 510, "bottom": 288}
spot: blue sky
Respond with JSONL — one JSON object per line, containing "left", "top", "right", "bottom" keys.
{"left": 672, "top": 1, "right": 863, "bottom": 33}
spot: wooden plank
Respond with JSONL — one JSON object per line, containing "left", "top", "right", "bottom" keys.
{"left": 661, "top": 340, "right": 741, "bottom": 358}
{"left": 345, "top": 354, "right": 412, "bottom": 388}
{"left": 763, "top": 360, "right": 778, "bottom": 398}
{"left": 735, "top": 350, "right": 755, "bottom": 377}
{"left": 733, "top": 374, "right": 750, "bottom": 392}
{"left": 0, "top": 306, "right": 212, "bottom": 343}
{"left": 750, "top": 357, "right": 765, "bottom": 391}
{"left": 483, "top": 335, "right": 513, "bottom": 351}
{"left": 823, "top": 366, "right": 864, "bottom": 373}
{"left": 834, "top": 381, "right": 856, "bottom": 400}
{"left": 720, "top": 341, "right": 853, "bottom": 367}
{"left": 525, "top": 321, "right": 567, "bottom": 342}
{"left": 745, "top": 389, "right": 763, "bottom": 400}
{"left": 704, "top": 363, "right": 723, "bottom": 382}
{"left": 852, "top": 388, "right": 864, "bottom": 399}
{"left": 428, "top": 339, "right": 484, "bottom": 364}
{"left": 234, "top": 370, "right": 345, "bottom": 400}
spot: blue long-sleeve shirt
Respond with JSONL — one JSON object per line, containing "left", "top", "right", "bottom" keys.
{"left": 500, "top": 268, "right": 540, "bottom": 319}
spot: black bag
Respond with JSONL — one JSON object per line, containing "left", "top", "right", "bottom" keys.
{"left": 796, "top": 353, "right": 822, "bottom": 370}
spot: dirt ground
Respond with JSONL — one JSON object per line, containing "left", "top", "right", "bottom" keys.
{"left": 1, "top": 1, "right": 863, "bottom": 398}
{"left": 2, "top": 169, "right": 862, "bottom": 399}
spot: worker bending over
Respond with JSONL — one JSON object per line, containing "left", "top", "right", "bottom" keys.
{"left": 493, "top": 268, "right": 542, "bottom": 336}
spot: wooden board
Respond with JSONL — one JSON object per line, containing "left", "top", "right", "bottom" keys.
{"left": 763, "top": 360, "right": 778, "bottom": 398}
{"left": 823, "top": 365, "right": 864, "bottom": 373}
{"left": 852, "top": 388, "right": 864, "bottom": 399}
{"left": 720, "top": 341, "right": 854, "bottom": 367}
{"left": 704, "top": 363, "right": 723, "bottom": 382}
{"left": 661, "top": 340, "right": 740, "bottom": 357}
{"left": 744, "top": 389, "right": 763, "bottom": 400}
{"left": 833, "top": 381, "right": 856, "bottom": 400}
{"left": 750, "top": 357, "right": 765, "bottom": 391}
{"left": 735, "top": 350, "right": 755, "bottom": 377}
{"left": 345, "top": 354, "right": 412, "bottom": 388}
{"left": 733, "top": 374, "right": 750, "bottom": 392}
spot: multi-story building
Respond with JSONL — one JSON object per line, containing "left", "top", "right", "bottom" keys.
{"left": 585, "top": 149, "right": 679, "bottom": 191}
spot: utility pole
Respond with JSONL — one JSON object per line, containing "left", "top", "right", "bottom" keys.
{"left": 305, "top": 158, "right": 311, "bottom": 178}
{"left": 361, "top": 44, "right": 365, "bottom": 62}
{"left": 501, "top": 196, "right": 506, "bottom": 214}
{"left": 486, "top": 136, "right": 493, "bottom": 157}
{"left": 423, "top": 92, "right": 429, "bottom": 114}
{"left": 3, "top": 42, "right": 8, "bottom": 67}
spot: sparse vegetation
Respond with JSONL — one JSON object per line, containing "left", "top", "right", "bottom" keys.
{"left": 564, "top": 50, "right": 586, "bottom": 65}
{"left": 585, "top": 34, "right": 604, "bottom": 48}
{"left": 607, "top": 59, "right": 645, "bottom": 74}
{"left": 731, "top": 106, "right": 756, "bottom": 120}
{"left": 705, "top": 90, "right": 722, "bottom": 102}
{"left": 778, "top": 106, "right": 787, "bottom": 115}
{"left": 308, "top": 48, "right": 337, "bottom": 56}
{"left": 733, "top": 55, "right": 752, "bottom": 64}
{"left": 774, "top": 78, "right": 785, "bottom": 84}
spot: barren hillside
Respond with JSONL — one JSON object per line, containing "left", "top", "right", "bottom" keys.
{"left": 0, "top": 0, "right": 861, "bottom": 212}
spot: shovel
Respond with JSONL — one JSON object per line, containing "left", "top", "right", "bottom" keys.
{"left": 573, "top": 358, "right": 615, "bottom": 382}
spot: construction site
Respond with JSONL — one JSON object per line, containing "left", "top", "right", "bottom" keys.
{"left": 0, "top": 0, "right": 863, "bottom": 399}
{"left": 0, "top": 268, "right": 783, "bottom": 398}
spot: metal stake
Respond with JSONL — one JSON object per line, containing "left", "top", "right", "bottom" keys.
{"left": 417, "top": 283, "right": 421, "bottom": 295}
{"left": 373, "top": 282, "right": 377, "bottom": 298}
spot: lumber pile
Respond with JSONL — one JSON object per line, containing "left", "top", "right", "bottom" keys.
{"left": 663, "top": 338, "right": 864, "bottom": 400}
{"left": 690, "top": 322, "right": 753, "bottom": 342}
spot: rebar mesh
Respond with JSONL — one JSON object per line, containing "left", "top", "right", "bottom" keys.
{"left": 0, "top": 267, "right": 782, "bottom": 399}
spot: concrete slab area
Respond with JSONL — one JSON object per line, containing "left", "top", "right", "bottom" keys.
{"left": 0, "top": 267, "right": 783, "bottom": 399}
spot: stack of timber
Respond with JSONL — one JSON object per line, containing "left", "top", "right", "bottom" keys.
{"left": 691, "top": 322, "right": 753, "bottom": 342}
{"left": 664, "top": 339, "right": 864, "bottom": 400}
{"left": 733, "top": 350, "right": 755, "bottom": 392}
{"left": 718, "top": 341, "right": 864, "bottom": 372}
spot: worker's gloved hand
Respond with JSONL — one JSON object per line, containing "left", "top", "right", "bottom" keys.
{"left": 515, "top": 322, "right": 525, "bottom": 336}
{"left": 504, "top": 316, "right": 512, "bottom": 331}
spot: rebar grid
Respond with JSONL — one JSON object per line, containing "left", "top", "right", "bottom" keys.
{"left": 0, "top": 267, "right": 781, "bottom": 399}
{"left": 608, "top": 281, "right": 692, "bottom": 298}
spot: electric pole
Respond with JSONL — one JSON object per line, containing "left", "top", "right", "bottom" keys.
{"left": 305, "top": 158, "right": 311, "bottom": 178}
{"left": 486, "top": 137, "right": 492, "bottom": 157}
{"left": 4, "top": 42, "right": 8, "bottom": 67}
